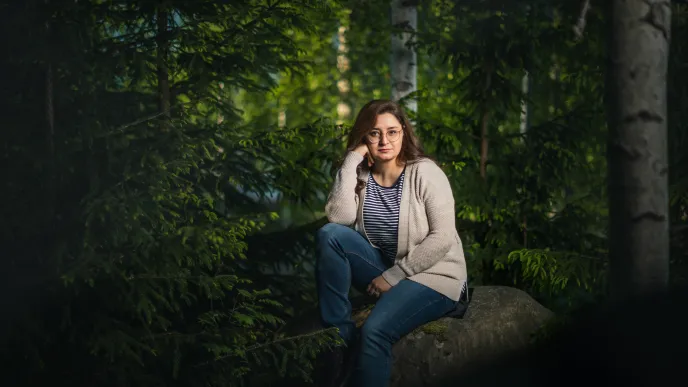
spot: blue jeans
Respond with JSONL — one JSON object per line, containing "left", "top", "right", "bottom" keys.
{"left": 315, "top": 223, "right": 456, "bottom": 387}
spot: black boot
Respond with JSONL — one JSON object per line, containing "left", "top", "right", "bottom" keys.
{"left": 313, "top": 345, "right": 346, "bottom": 387}
{"left": 334, "top": 338, "right": 360, "bottom": 387}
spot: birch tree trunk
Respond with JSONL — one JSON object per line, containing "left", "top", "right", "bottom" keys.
{"left": 519, "top": 70, "right": 531, "bottom": 136}
{"left": 606, "top": 0, "right": 671, "bottom": 301}
{"left": 390, "top": 0, "right": 417, "bottom": 113}
{"left": 336, "top": 17, "right": 351, "bottom": 124}
{"left": 519, "top": 5, "right": 534, "bottom": 137}
{"left": 520, "top": 5, "right": 534, "bottom": 247}
{"left": 519, "top": 68, "right": 531, "bottom": 246}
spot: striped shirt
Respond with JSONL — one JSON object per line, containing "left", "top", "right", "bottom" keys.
{"left": 363, "top": 169, "right": 405, "bottom": 263}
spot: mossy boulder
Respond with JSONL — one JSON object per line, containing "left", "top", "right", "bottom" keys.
{"left": 280, "top": 286, "right": 553, "bottom": 386}
{"left": 388, "top": 286, "right": 552, "bottom": 387}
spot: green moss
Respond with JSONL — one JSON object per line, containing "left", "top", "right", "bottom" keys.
{"left": 360, "top": 304, "right": 375, "bottom": 312}
{"left": 353, "top": 305, "right": 450, "bottom": 342}
{"left": 413, "top": 320, "right": 450, "bottom": 342}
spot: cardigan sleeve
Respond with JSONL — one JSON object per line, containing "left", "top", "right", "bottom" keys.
{"left": 325, "top": 151, "right": 364, "bottom": 226}
{"left": 382, "top": 162, "right": 456, "bottom": 286}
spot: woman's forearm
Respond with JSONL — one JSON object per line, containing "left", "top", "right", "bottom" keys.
{"left": 325, "top": 151, "right": 364, "bottom": 226}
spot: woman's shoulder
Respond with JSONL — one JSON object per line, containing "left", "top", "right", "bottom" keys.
{"left": 411, "top": 158, "right": 452, "bottom": 190}
{"left": 412, "top": 157, "right": 444, "bottom": 176}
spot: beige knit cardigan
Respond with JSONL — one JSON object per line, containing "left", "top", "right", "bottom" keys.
{"left": 325, "top": 151, "right": 468, "bottom": 301}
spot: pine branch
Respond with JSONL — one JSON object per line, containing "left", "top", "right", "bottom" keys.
{"left": 192, "top": 326, "right": 340, "bottom": 367}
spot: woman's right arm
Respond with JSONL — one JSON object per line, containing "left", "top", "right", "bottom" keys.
{"left": 325, "top": 150, "right": 365, "bottom": 226}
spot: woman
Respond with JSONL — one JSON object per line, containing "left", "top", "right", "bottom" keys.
{"left": 315, "top": 99, "right": 468, "bottom": 387}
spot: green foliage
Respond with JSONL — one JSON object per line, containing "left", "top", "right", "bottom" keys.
{"left": 496, "top": 249, "right": 606, "bottom": 297}
{"left": 406, "top": 1, "right": 610, "bottom": 306}
{"left": 1, "top": 1, "right": 342, "bottom": 386}
{"left": 241, "top": 327, "right": 343, "bottom": 385}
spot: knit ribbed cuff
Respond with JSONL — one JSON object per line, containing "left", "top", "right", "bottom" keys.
{"left": 382, "top": 264, "right": 408, "bottom": 287}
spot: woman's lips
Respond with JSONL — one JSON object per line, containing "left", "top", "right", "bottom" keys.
{"left": 378, "top": 149, "right": 392, "bottom": 153}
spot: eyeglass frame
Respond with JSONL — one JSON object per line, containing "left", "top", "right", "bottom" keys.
{"left": 365, "top": 125, "right": 405, "bottom": 144}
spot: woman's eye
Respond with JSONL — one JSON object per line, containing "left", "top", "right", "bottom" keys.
{"left": 389, "top": 130, "right": 398, "bottom": 135}
{"left": 370, "top": 132, "right": 380, "bottom": 137}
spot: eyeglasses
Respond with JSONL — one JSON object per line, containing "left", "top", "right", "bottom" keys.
{"left": 366, "top": 129, "right": 402, "bottom": 144}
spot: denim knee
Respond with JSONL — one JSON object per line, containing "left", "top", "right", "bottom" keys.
{"left": 360, "top": 317, "right": 390, "bottom": 345}
{"left": 316, "top": 222, "right": 348, "bottom": 246}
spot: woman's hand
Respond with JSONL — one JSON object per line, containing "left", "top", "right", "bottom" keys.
{"left": 354, "top": 143, "right": 368, "bottom": 157}
{"left": 354, "top": 143, "right": 373, "bottom": 167}
{"left": 367, "top": 275, "right": 391, "bottom": 297}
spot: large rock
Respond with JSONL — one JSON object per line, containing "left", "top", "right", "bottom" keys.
{"left": 281, "top": 286, "right": 553, "bottom": 386}
{"left": 388, "top": 286, "right": 552, "bottom": 387}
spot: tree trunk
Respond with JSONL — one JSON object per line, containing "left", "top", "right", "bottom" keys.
{"left": 479, "top": 63, "right": 493, "bottom": 181}
{"left": 520, "top": 70, "right": 531, "bottom": 247}
{"left": 157, "top": 4, "right": 171, "bottom": 131}
{"left": 520, "top": 5, "right": 534, "bottom": 247}
{"left": 519, "top": 70, "right": 531, "bottom": 136}
{"left": 390, "top": 0, "right": 417, "bottom": 113}
{"left": 46, "top": 63, "right": 54, "bottom": 157}
{"left": 44, "top": 0, "right": 56, "bottom": 227}
{"left": 336, "top": 13, "right": 351, "bottom": 124}
{"left": 479, "top": 108, "right": 490, "bottom": 181}
{"left": 217, "top": 81, "right": 224, "bottom": 125}
{"left": 605, "top": 0, "right": 671, "bottom": 301}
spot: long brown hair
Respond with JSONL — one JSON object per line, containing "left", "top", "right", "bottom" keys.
{"left": 343, "top": 99, "right": 428, "bottom": 193}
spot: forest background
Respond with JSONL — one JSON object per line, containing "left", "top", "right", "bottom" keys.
{"left": 1, "top": 0, "right": 685, "bottom": 386}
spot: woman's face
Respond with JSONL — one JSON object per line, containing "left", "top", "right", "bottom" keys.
{"left": 366, "top": 113, "right": 404, "bottom": 164}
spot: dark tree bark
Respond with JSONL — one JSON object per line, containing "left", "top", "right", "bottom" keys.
{"left": 605, "top": 0, "right": 672, "bottom": 301}
{"left": 46, "top": 63, "right": 54, "bottom": 157}
{"left": 44, "top": 0, "right": 56, "bottom": 226}
{"left": 479, "top": 108, "right": 490, "bottom": 181}
{"left": 479, "top": 63, "right": 492, "bottom": 181}
{"left": 156, "top": 4, "right": 170, "bottom": 131}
